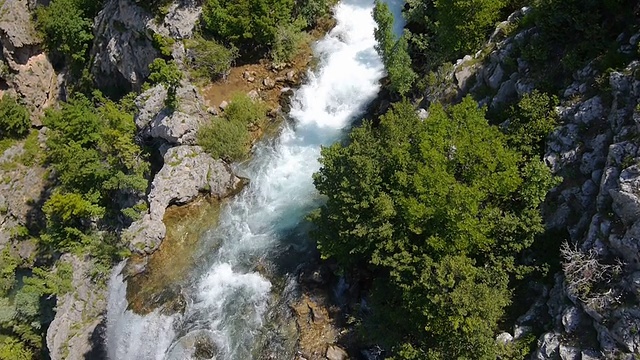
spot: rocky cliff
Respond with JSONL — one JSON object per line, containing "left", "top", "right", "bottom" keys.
{"left": 436, "top": 9, "right": 640, "bottom": 358}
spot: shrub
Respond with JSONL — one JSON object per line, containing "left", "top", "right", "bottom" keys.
{"left": 0, "top": 95, "right": 30, "bottom": 139}
{"left": 270, "top": 20, "right": 309, "bottom": 65}
{"left": 224, "top": 93, "right": 267, "bottom": 125}
{"left": 202, "top": 0, "right": 295, "bottom": 48}
{"left": 148, "top": 59, "right": 183, "bottom": 108}
{"left": 197, "top": 118, "right": 249, "bottom": 161}
{"left": 185, "top": 37, "right": 238, "bottom": 81}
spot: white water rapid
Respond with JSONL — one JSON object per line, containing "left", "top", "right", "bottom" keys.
{"left": 106, "top": 0, "right": 404, "bottom": 358}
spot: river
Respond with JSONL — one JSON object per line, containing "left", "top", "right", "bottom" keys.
{"left": 105, "top": 0, "right": 403, "bottom": 358}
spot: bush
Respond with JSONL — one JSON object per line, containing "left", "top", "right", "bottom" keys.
{"left": 185, "top": 37, "right": 238, "bottom": 81}
{"left": 271, "top": 20, "right": 309, "bottom": 65}
{"left": 0, "top": 95, "right": 30, "bottom": 139}
{"left": 224, "top": 93, "right": 267, "bottom": 125}
{"left": 148, "top": 59, "right": 183, "bottom": 108}
{"left": 505, "top": 90, "right": 558, "bottom": 158}
{"left": 198, "top": 118, "right": 249, "bottom": 161}
{"left": 311, "top": 97, "right": 558, "bottom": 358}
{"left": 202, "top": 0, "right": 295, "bottom": 48}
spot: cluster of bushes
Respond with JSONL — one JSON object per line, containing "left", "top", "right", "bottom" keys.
{"left": 35, "top": 0, "right": 102, "bottom": 71}
{"left": 201, "top": 0, "right": 333, "bottom": 63}
{"left": 197, "top": 93, "right": 267, "bottom": 161}
{"left": 0, "top": 248, "right": 74, "bottom": 359}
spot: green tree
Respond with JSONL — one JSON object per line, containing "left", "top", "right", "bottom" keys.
{"left": 0, "top": 95, "right": 30, "bottom": 139}
{"left": 505, "top": 90, "right": 559, "bottom": 158}
{"left": 185, "top": 37, "right": 238, "bottom": 81}
{"left": 148, "top": 59, "right": 183, "bottom": 108}
{"left": 373, "top": 1, "right": 416, "bottom": 96}
{"left": 36, "top": 0, "right": 94, "bottom": 66}
{"left": 202, "top": 0, "right": 295, "bottom": 48}
{"left": 433, "top": 0, "right": 507, "bottom": 58}
{"left": 312, "top": 97, "right": 558, "bottom": 357}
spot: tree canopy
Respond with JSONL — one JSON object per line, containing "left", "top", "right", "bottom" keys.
{"left": 312, "top": 97, "right": 558, "bottom": 358}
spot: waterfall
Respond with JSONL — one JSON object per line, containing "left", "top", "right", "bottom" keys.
{"left": 106, "top": 0, "right": 404, "bottom": 358}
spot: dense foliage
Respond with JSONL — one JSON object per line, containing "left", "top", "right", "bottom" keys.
{"left": 373, "top": 1, "right": 416, "bottom": 96}
{"left": 198, "top": 93, "right": 267, "bottom": 161}
{"left": 312, "top": 97, "right": 558, "bottom": 358}
{"left": 185, "top": 37, "right": 239, "bottom": 81}
{"left": 35, "top": 0, "right": 101, "bottom": 69}
{"left": 0, "top": 96, "right": 30, "bottom": 139}
{"left": 42, "top": 93, "right": 148, "bottom": 254}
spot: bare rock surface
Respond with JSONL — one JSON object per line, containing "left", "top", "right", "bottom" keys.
{"left": 46, "top": 254, "right": 107, "bottom": 360}
{"left": 125, "top": 145, "right": 242, "bottom": 253}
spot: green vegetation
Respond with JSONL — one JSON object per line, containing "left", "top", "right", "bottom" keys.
{"left": 42, "top": 93, "right": 148, "bottom": 254}
{"left": 373, "top": 1, "right": 416, "bottom": 96}
{"left": 197, "top": 93, "right": 266, "bottom": 161}
{"left": 403, "top": 0, "right": 508, "bottom": 68}
{"left": 0, "top": 95, "right": 30, "bottom": 140}
{"left": 184, "top": 37, "right": 238, "bottom": 81}
{"left": 271, "top": 20, "right": 310, "bottom": 66}
{"left": 35, "top": 0, "right": 100, "bottom": 69}
{"left": 201, "top": 0, "right": 332, "bottom": 61}
{"left": 148, "top": 59, "right": 183, "bottom": 109}
{"left": 312, "top": 98, "right": 559, "bottom": 358}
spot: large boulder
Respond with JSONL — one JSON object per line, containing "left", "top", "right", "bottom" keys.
{"left": 91, "top": 0, "right": 158, "bottom": 90}
{"left": 124, "top": 145, "right": 242, "bottom": 253}
{"left": 46, "top": 254, "right": 107, "bottom": 360}
{"left": 135, "top": 83, "right": 208, "bottom": 145}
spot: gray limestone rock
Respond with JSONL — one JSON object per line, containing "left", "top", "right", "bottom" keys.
{"left": 46, "top": 255, "right": 107, "bottom": 360}
{"left": 125, "top": 145, "right": 242, "bottom": 253}
{"left": 91, "top": 0, "right": 158, "bottom": 90}
{"left": 534, "top": 332, "right": 561, "bottom": 360}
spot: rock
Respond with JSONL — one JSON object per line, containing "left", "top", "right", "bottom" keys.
{"left": 487, "top": 63, "right": 505, "bottom": 90}
{"left": 0, "top": 0, "right": 40, "bottom": 58}
{"left": 417, "top": 108, "right": 429, "bottom": 120}
{"left": 46, "top": 255, "right": 107, "bottom": 360}
{"left": 125, "top": 145, "right": 242, "bottom": 253}
{"left": 247, "top": 89, "right": 260, "bottom": 101}
{"left": 454, "top": 62, "right": 476, "bottom": 90}
{"left": 0, "top": 0, "right": 57, "bottom": 120}
{"left": 514, "top": 325, "right": 533, "bottom": 340}
{"left": 91, "top": 0, "right": 158, "bottom": 90}
{"left": 581, "top": 349, "right": 603, "bottom": 360}
{"left": 11, "top": 53, "right": 58, "bottom": 121}
{"left": 326, "top": 345, "right": 348, "bottom": 360}
{"left": 574, "top": 96, "right": 604, "bottom": 125}
{"left": 558, "top": 344, "right": 580, "bottom": 360}
{"left": 496, "top": 332, "right": 513, "bottom": 345}
{"left": 610, "top": 308, "right": 640, "bottom": 353}
{"left": 263, "top": 77, "right": 276, "bottom": 89}
{"left": 534, "top": 332, "right": 561, "bottom": 360}
{"left": 491, "top": 78, "right": 517, "bottom": 109}
{"left": 562, "top": 306, "right": 583, "bottom": 333}
{"left": 160, "top": 0, "right": 202, "bottom": 39}
{"left": 219, "top": 100, "right": 229, "bottom": 110}
{"left": 286, "top": 70, "right": 296, "bottom": 83}
{"left": 135, "top": 83, "right": 208, "bottom": 144}
{"left": 207, "top": 107, "right": 218, "bottom": 116}
{"left": 360, "top": 346, "right": 384, "bottom": 360}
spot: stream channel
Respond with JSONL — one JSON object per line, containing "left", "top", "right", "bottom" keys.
{"left": 105, "top": 0, "right": 404, "bottom": 358}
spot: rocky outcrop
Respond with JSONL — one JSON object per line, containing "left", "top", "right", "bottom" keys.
{"left": 527, "top": 53, "right": 640, "bottom": 359}
{"left": 46, "top": 254, "right": 107, "bottom": 360}
{"left": 439, "top": 11, "right": 640, "bottom": 357}
{"left": 91, "top": 0, "right": 158, "bottom": 91}
{"left": 134, "top": 82, "right": 208, "bottom": 145}
{"left": 0, "top": 0, "right": 57, "bottom": 121}
{"left": 124, "top": 145, "right": 242, "bottom": 253}
{"left": 0, "top": 129, "right": 47, "bottom": 248}
{"left": 91, "top": 0, "right": 202, "bottom": 90}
